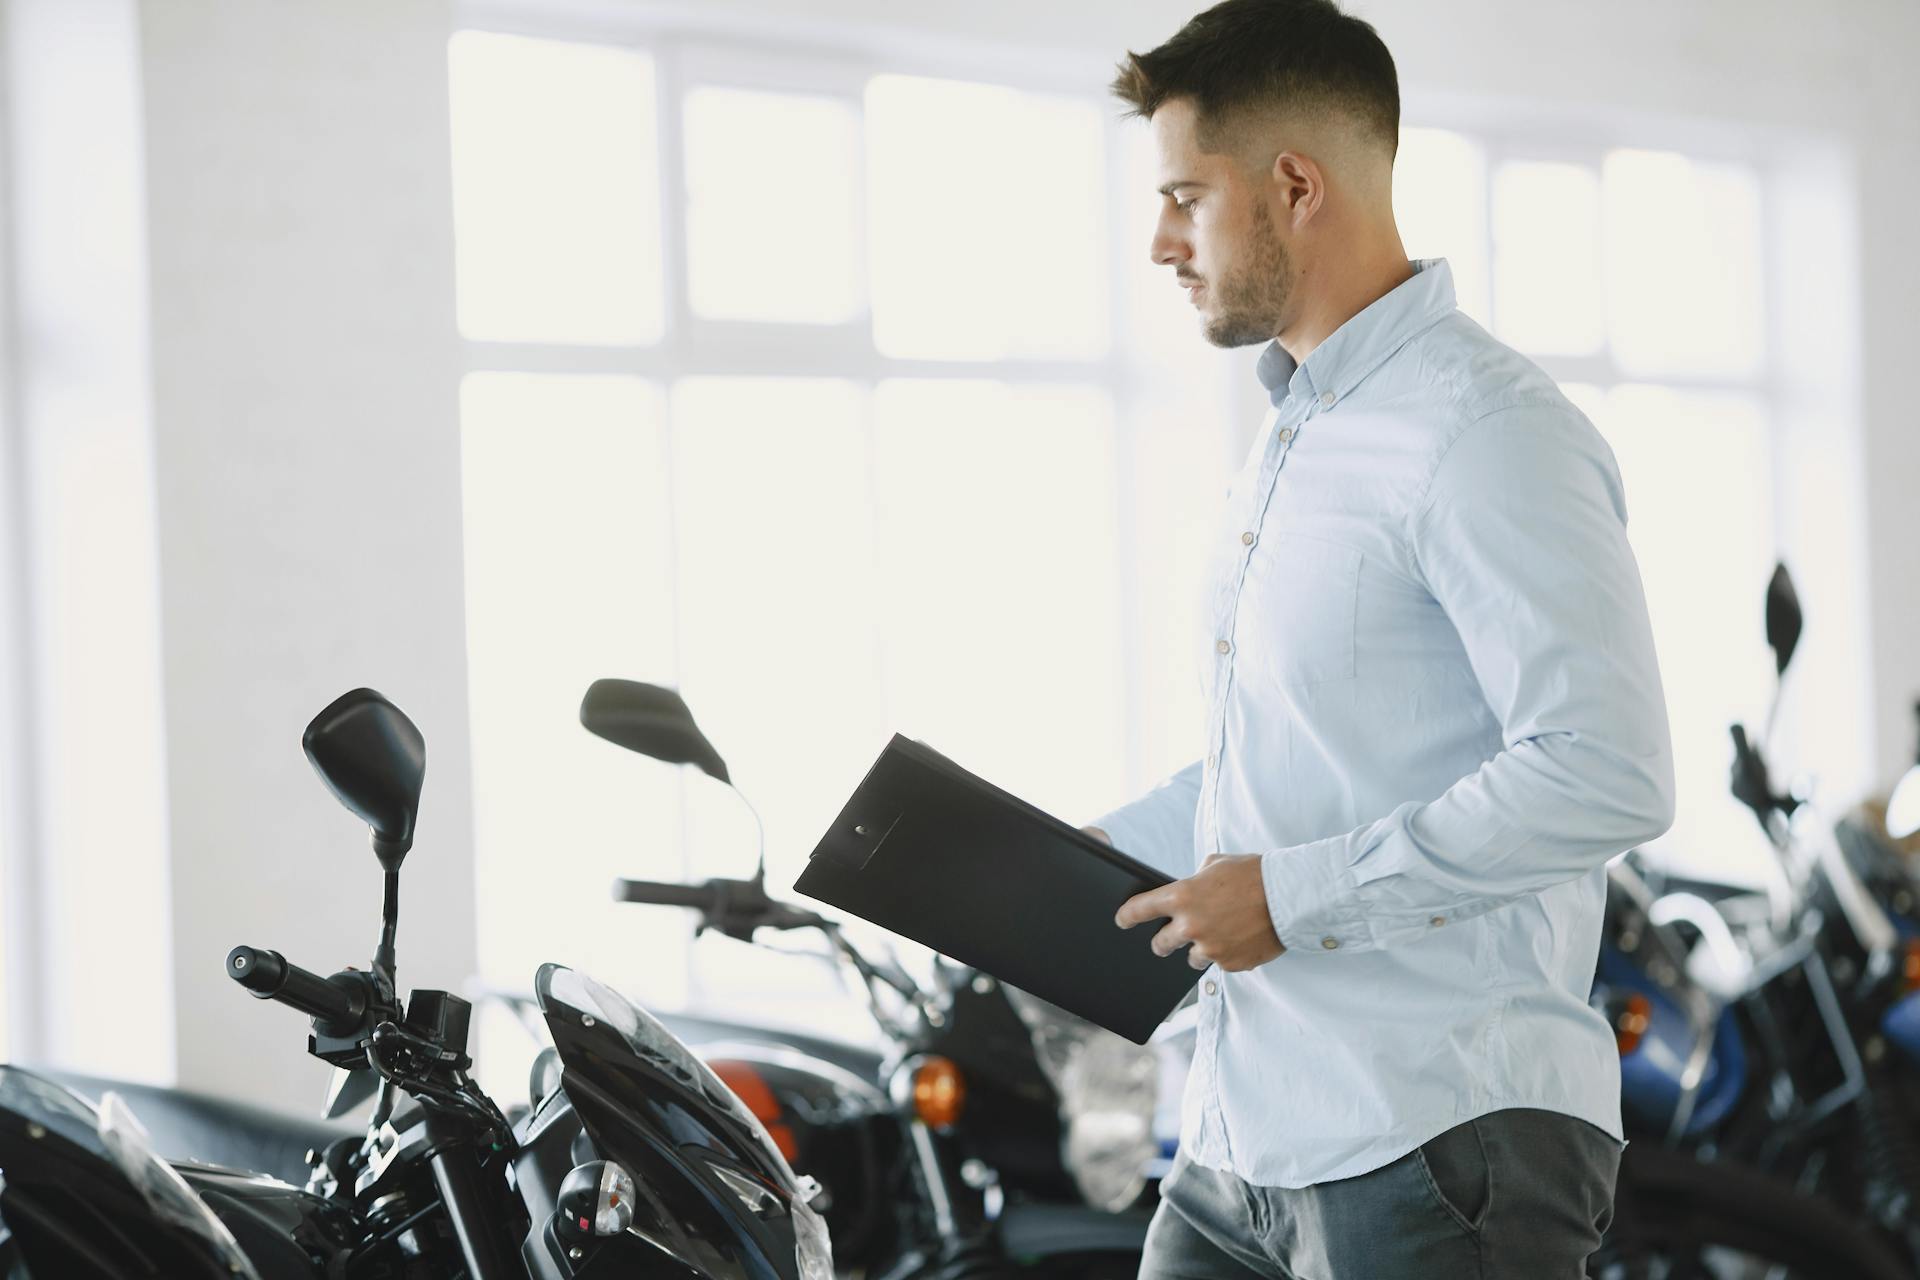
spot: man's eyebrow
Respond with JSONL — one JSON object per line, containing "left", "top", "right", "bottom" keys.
{"left": 1157, "top": 180, "right": 1208, "bottom": 197}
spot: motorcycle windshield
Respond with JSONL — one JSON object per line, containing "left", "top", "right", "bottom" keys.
{"left": 0, "top": 1068, "right": 260, "bottom": 1280}
{"left": 535, "top": 965, "right": 831, "bottom": 1280}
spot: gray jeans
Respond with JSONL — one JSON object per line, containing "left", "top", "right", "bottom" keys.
{"left": 1139, "top": 1108, "right": 1621, "bottom": 1280}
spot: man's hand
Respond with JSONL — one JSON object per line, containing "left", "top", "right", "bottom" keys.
{"left": 1114, "top": 853, "right": 1286, "bottom": 972}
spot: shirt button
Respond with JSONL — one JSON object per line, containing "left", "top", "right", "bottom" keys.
{"left": 1216, "top": 639, "right": 1231, "bottom": 654}
{"left": 1206, "top": 752, "right": 1217, "bottom": 768}
{"left": 1319, "top": 391, "right": 1335, "bottom": 409}
{"left": 1204, "top": 980, "right": 1218, "bottom": 996}
{"left": 1240, "top": 531, "right": 1255, "bottom": 545}
{"left": 1321, "top": 937, "right": 1340, "bottom": 950}
{"left": 1430, "top": 915, "right": 1447, "bottom": 927}
{"left": 1278, "top": 427, "right": 1294, "bottom": 443}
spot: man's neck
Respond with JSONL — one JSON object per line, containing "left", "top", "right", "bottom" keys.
{"left": 1276, "top": 248, "right": 1417, "bottom": 367}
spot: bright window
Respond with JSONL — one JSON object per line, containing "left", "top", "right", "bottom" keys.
{"left": 448, "top": 32, "right": 665, "bottom": 344}
{"left": 865, "top": 75, "right": 1109, "bottom": 361}
{"left": 1602, "top": 149, "right": 1765, "bottom": 378}
{"left": 450, "top": 31, "right": 1225, "bottom": 1058}
{"left": 683, "top": 89, "right": 864, "bottom": 325}
{"left": 1491, "top": 160, "right": 1606, "bottom": 356}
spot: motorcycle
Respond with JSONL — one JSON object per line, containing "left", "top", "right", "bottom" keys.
{"left": 580, "top": 677, "right": 1154, "bottom": 1280}
{"left": 0, "top": 687, "right": 834, "bottom": 1280}
{"left": 1584, "top": 562, "right": 1920, "bottom": 1276}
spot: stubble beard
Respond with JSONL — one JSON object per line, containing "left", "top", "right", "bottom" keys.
{"left": 1202, "top": 202, "right": 1293, "bottom": 349}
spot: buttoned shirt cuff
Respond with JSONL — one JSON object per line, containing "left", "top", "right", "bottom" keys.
{"left": 1260, "top": 837, "right": 1371, "bottom": 954}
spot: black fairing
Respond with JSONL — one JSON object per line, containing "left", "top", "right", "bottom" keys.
{"left": 0, "top": 1070, "right": 247, "bottom": 1280}
{"left": 537, "top": 965, "right": 814, "bottom": 1280}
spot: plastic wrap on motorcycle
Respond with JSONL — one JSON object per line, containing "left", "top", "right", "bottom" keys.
{"left": 0, "top": 1068, "right": 254, "bottom": 1280}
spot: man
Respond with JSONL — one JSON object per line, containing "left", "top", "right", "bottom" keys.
{"left": 1083, "top": 1, "right": 1675, "bottom": 1275}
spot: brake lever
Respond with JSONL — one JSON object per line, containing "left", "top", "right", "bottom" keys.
{"left": 701, "top": 877, "right": 830, "bottom": 941}
{"left": 367, "top": 1021, "right": 515, "bottom": 1150}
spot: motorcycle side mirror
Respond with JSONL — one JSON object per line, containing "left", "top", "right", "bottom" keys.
{"left": 580, "top": 678, "right": 730, "bottom": 785}
{"left": 303, "top": 688, "right": 426, "bottom": 873}
{"left": 1764, "top": 563, "right": 1803, "bottom": 678}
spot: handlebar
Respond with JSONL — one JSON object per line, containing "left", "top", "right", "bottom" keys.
{"left": 227, "top": 945, "right": 365, "bottom": 1032}
{"left": 611, "top": 876, "right": 824, "bottom": 932}
{"left": 612, "top": 879, "right": 720, "bottom": 910}
{"left": 613, "top": 875, "right": 941, "bottom": 1039}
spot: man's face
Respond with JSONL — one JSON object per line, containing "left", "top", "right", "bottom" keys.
{"left": 1148, "top": 99, "right": 1294, "bottom": 348}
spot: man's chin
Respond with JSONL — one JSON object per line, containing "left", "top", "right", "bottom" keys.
{"left": 1201, "top": 314, "right": 1275, "bottom": 349}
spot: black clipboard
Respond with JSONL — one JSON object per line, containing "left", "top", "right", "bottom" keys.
{"left": 794, "top": 734, "right": 1201, "bottom": 1044}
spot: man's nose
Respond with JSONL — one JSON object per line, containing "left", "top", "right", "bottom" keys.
{"left": 1150, "top": 213, "right": 1188, "bottom": 268}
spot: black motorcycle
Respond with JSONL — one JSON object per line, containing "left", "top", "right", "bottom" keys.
{"left": 581, "top": 678, "right": 1153, "bottom": 1280}
{"left": 1585, "top": 563, "right": 1920, "bottom": 1277}
{"left": 0, "top": 687, "right": 833, "bottom": 1280}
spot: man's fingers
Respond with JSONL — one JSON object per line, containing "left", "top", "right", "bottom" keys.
{"left": 1115, "top": 885, "right": 1178, "bottom": 929}
{"left": 1149, "top": 919, "right": 1190, "bottom": 959}
{"left": 1188, "top": 946, "right": 1213, "bottom": 971}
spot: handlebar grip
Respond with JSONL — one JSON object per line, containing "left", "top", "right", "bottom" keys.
{"left": 611, "top": 878, "right": 716, "bottom": 909}
{"left": 227, "top": 945, "right": 363, "bottom": 1031}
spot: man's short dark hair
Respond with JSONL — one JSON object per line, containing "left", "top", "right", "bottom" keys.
{"left": 1112, "top": 0, "right": 1399, "bottom": 158}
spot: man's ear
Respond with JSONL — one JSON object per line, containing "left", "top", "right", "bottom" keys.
{"left": 1270, "top": 150, "right": 1324, "bottom": 230}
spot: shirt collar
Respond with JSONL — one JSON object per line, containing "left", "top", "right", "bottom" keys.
{"left": 1254, "top": 257, "right": 1457, "bottom": 409}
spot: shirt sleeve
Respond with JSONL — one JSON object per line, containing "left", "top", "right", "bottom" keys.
{"left": 1087, "top": 759, "right": 1203, "bottom": 880}
{"left": 1259, "top": 400, "right": 1676, "bottom": 954}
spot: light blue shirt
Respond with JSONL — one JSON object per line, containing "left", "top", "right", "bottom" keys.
{"left": 1093, "top": 259, "right": 1674, "bottom": 1188}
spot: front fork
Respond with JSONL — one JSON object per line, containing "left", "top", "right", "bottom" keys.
{"left": 422, "top": 1110, "right": 521, "bottom": 1280}
{"left": 880, "top": 1105, "right": 1005, "bottom": 1280}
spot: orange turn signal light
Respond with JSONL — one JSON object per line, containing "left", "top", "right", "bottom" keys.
{"left": 1615, "top": 993, "right": 1652, "bottom": 1057}
{"left": 912, "top": 1056, "right": 966, "bottom": 1130}
{"left": 1903, "top": 939, "right": 1920, "bottom": 993}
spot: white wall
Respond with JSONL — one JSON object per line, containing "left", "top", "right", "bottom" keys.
{"left": 137, "top": 0, "right": 480, "bottom": 1108}
{"left": 3, "top": 0, "right": 1917, "bottom": 1111}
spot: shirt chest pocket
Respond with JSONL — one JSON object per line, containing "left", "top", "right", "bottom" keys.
{"left": 1234, "top": 534, "right": 1362, "bottom": 687}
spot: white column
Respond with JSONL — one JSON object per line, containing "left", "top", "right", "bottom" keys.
{"left": 3, "top": 0, "right": 174, "bottom": 1080}
{"left": 134, "top": 0, "right": 478, "bottom": 1110}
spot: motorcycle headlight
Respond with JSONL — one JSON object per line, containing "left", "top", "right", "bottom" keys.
{"left": 1003, "top": 987, "right": 1158, "bottom": 1212}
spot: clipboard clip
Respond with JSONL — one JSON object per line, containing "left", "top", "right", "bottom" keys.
{"left": 812, "top": 809, "right": 904, "bottom": 872}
